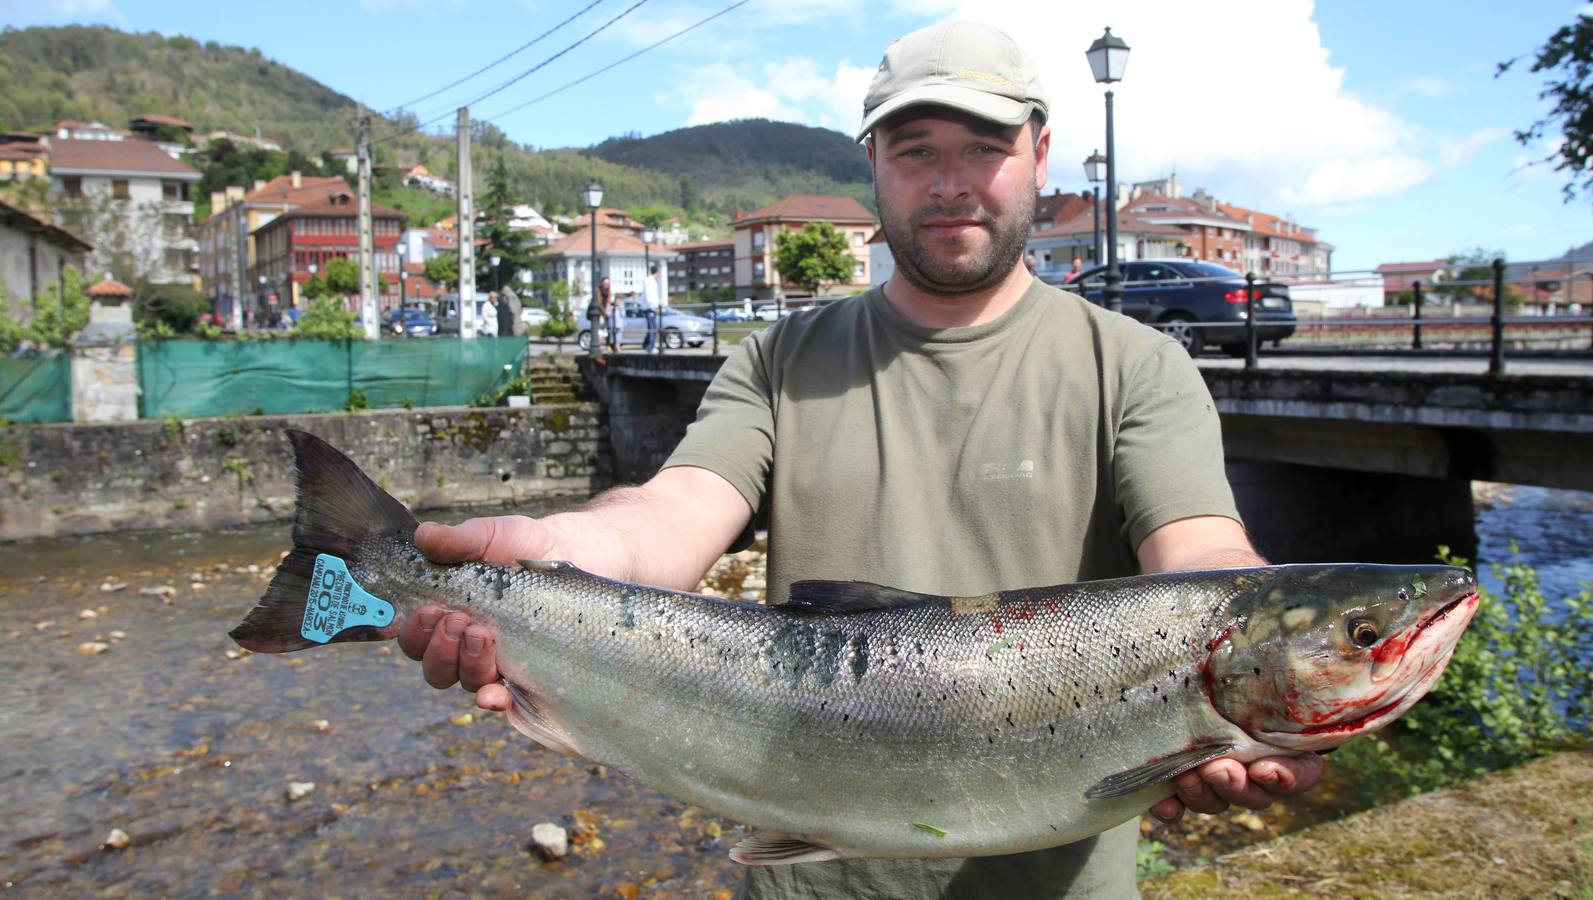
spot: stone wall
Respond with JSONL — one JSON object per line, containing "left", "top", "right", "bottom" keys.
{"left": 0, "top": 404, "right": 609, "bottom": 541}
{"left": 579, "top": 355, "right": 712, "bottom": 484}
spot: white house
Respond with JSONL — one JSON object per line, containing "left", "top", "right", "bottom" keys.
{"left": 48, "top": 136, "right": 201, "bottom": 286}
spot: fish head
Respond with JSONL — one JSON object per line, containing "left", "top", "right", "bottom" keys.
{"left": 1206, "top": 565, "right": 1479, "bottom": 752}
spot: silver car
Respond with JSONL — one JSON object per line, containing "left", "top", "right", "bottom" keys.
{"left": 576, "top": 301, "right": 712, "bottom": 350}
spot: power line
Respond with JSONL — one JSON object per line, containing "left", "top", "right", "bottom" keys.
{"left": 377, "top": 0, "right": 651, "bottom": 145}
{"left": 380, "top": 0, "right": 609, "bottom": 116}
{"left": 483, "top": 0, "right": 751, "bottom": 125}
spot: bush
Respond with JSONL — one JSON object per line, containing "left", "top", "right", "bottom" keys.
{"left": 1332, "top": 549, "right": 1591, "bottom": 799}
{"left": 291, "top": 295, "right": 363, "bottom": 340}
{"left": 134, "top": 281, "right": 209, "bottom": 334}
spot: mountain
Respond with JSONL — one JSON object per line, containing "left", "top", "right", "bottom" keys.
{"left": 0, "top": 26, "right": 873, "bottom": 221}
{"left": 586, "top": 120, "right": 874, "bottom": 214}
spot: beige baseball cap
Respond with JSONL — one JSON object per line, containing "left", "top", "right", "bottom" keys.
{"left": 856, "top": 21, "right": 1049, "bottom": 142}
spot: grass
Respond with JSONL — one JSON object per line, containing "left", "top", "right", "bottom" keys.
{"left": 1142, "top": 746, "right": 1593, "bottom": 899}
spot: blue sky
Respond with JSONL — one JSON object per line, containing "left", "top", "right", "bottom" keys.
{"left": 4, "top": 0, "right": 1591, "bottom": 271}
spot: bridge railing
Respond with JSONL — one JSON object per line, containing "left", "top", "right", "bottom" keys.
{"left": 664, "top": 255, "right": 1593, "bottom": 372}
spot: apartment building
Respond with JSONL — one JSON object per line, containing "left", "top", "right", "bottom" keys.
{"left": 733, "top": 194, "right": 877, "bottom": 302}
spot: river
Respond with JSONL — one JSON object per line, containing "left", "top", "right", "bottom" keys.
{"left": 1, "top": 486, "right": 1588, "bottom": 894}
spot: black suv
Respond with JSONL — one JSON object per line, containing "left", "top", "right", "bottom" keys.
{"left": 1049, "top": 259, "right": 1296, "bottom": 355}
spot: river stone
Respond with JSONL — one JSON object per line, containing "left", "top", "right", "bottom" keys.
{"left": 286, "top": 781, "right": 316, "bottom": 802}
{"left": 102, "top": 828, "right": 130, "bottom": 850}
{"left": 531, "top": 822, "right": 568, "bottom": 860}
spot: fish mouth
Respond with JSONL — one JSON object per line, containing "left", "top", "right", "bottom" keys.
{"left": 1262, "top": 590, "right": 1480, "bottom": 747}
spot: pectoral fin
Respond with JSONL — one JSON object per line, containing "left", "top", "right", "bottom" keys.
{"left": 729, "top": 832, "right": 840, "bottom": 866}
{"left": 502, "top": 680, "right": 583, "bottom": 759}
{"left": 1084, "top": 743, "right": 1235, "bottom": 800}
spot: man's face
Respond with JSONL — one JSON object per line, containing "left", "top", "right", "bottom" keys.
{"left": 868, "top": 108, "right": 1049, "bottom": 296}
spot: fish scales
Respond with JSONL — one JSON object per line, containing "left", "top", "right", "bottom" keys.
{"left": 231, "top": 431, "right": 1481, "bottom": 865}
{"left": 352, "top": 533, "right": 1263, "bottom": 857}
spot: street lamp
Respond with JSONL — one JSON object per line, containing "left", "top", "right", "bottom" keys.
{"left": 397, "top": 242, "right": 408, "bottom": 310}
{"left": 1086, "top": 26, "right": 1130, "bottom": 313}
{"left": 583, "top": 180, "right": 603, "bottom": 357}
{"left": 641, "top": 226, "right": 657, "bottom": 353}
{"left": 1083, "top": 150, "right": 1106, "bottom": 267}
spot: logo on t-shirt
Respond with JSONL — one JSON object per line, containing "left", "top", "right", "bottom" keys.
{"left": 979, "top": 459, "right": 1035, "bottom": 482}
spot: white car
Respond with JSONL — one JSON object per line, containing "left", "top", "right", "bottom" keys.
{"left": 521, "top": 307, "right": 551, "bottom": 328}
{"left": 754, "top": 304, "right": 803, "bottom": 321}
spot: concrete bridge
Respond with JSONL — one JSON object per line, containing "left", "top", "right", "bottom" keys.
{"left": 583, "top": 351, "right": 1593, "bottom": 564}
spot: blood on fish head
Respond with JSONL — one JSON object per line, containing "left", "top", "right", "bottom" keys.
{"left": 1205, "top": 565, "right": 1479, "bottom": 752}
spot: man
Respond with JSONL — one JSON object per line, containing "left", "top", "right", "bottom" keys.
{"left": 1064, "top": 256, "right": 1084, "bottom": 282}
{"left": 641, "top": 261, "right": 664, "bottom": 353}
{"left": 400, "top": 21, "right": 1321, "bottom": 899}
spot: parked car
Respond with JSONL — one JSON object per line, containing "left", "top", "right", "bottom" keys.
{"left": 754, "top": 304, "right": 813, "bottom": 321}
{"left": 435, "top": 292, "right": 500, "bottom": 336}
{"left": 1049, "top": 259, "right": 1296, "bottom": 356}
{"left": 574, "top": 301, "right": 713, "bottom": 350}
{"left": 521, "top": 307, "right": 551, "bottom": 328}
{"left": 384, "top": 306, "right": 438, "bottom": 337}
{"left": 712, "top": 306, "right": 751, "bottom": 322}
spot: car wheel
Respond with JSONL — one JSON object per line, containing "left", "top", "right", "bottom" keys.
{"left": 663, "top": 329, "right": 684, "bottom": 349}
{"left": 1160, "top": 315, "right": 1204, "bottom": 356}
{"left": 577, "top": 330, "right": 592, "bottom": 351}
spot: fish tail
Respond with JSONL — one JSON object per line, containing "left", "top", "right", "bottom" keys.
{"left": 229, "top": 429, "right": 418, "bottom": 653}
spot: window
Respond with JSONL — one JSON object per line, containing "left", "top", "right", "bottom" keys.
{"left": 163, "top": 181, "right": 189, "bottom": 202}
{"left": 61, "top": 176, "right": 82, "bottom": 197}
{"left": 853, "top": 262, "right": 865, "bottom": 280}
{"left": 852, "top": 231, "right": 865, "bottom": 247}
{"left": 754, "top": 260, "right": 765, "bottom": 280}
{"left": 112, "top": 179, "right": 130, "bottom": 200}
{"left": 752, "top": 230, "right": 764, "bottom": 251}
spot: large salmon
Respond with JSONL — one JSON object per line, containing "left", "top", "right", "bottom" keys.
{"left": 232, "top": 430, "right": 1479, "bottom": 864}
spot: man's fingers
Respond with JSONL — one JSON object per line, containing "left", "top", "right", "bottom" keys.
{"left": 421, "top": 613, "right": 469, "bottom": 689}
{"left": 1149, "top": 796, "right": 1185, "bottom": 822}
{"left": 475, "top": 683, "right": 512, "bottom": 712}
{"left": 415, "top": 516, "right": 550, "bottom": 566}
{"left": 1249, "top": 753, "right": 1324, "bottom": 797}
{"left": 1171, "top": 770, "right": 1227, "bottom": 815}
{"left": 398, "top": 606, "right": 444, "bottom": 661}
{"left": 458, "top": 624, "right": 499, "bottom": 693}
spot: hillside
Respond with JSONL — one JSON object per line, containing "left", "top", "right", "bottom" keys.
{"left": 0, "top": 25, "right": 873, "bottom": 220}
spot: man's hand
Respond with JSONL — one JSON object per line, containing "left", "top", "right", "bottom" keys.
{"left": 397, "top": 515, "right": 567, "bottom": 712}
{"left": 1149, "top": 754, "right": 1324, "bottom": 822}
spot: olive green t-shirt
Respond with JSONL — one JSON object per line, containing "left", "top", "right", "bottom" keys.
{"left": 664, "top": 279, "right": 1240, "bottom": 899}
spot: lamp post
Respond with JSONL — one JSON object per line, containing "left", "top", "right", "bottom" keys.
{"left": 583, "top": 180, "right": 604, "bottom": 357}
{"left": 641, "top": 226, "right": 657, "bottom": 353}
{"left": 1086, "top": 27, "right": 1130, "bottom": 313}
{"left": 397, "top": 242, "right": 408, "bottom": 311}
{"left": 1083, "top": 150, "right": 1106, "bottom": 266}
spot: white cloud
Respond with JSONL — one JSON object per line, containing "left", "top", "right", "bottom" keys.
{"left": 1398, "top": 75, "right": 1454, "bottom": 97}
{"left": 1282, "top": 156, "right": 1434, "bottom": 205}
{"left": 1438, "top": 126, "right": 1510, "bottom": 167}
{"left": 675, "top": 58, "right": 875, "bottom": 132}
{"left": 1, "top": 0, "right": 123, "bottom": 22}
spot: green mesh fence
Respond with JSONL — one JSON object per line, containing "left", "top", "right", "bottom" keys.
{"left": 137, "top": 337, "right": 529, "bottom": 419}
{"left": 0, "top": 353, "right": 72, "bottom": 424}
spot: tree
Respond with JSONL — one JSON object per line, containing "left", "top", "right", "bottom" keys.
{"left": 1435, "top": 248, "right": 1525, "bottom": 307}
{"left": 25, "top": 266, "right": 91, "bottom": 348}
{"left": 424, "top": 250, "right": 459, "bottom": 291}
{"left": 133, "top": 281, "right": 208, "bottom": 333}
{"left": 1500, "top": 15, "right": 1593, "bottom": 201}
{"left": 322, "top": 256, "right": 360, "bottom": 295}
{"left": 476, "top": 154, "right": 531, "bottom": 288}
{"left": 290, "top": 294, "right": 362, "bottom": 340}
{"left": 773, "top": 221, "right": 855, "bottom": 297}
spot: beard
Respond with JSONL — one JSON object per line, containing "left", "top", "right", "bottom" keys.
{"left": 876, "top": 182, "right": 1035, "bottom": 297}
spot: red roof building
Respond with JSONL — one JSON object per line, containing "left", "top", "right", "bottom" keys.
{"left": 732, "top": 194, "right": 878, "bottom": 301}
{"left": 252, "top": 192, "right": 405, "bottom": 310}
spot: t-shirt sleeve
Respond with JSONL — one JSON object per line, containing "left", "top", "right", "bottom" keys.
{"left": 662, "top": 333, "right": 775, "bottom": 516}
{"left": 1112, "top": 340, "right": 1240, "bottom": 549}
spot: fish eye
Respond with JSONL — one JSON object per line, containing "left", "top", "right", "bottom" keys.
{"left": 1397, "top": 587, "right": 1409, "bottom": 602}
{"left": 1348, "top": 618, "right": 1381, "bottom": 648}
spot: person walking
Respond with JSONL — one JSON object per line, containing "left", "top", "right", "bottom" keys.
{"left": 641, "top": 262, "right": 663, "bottom": 353}
{"left": 399, "top": 21, "right": 1322, "bottom": 900}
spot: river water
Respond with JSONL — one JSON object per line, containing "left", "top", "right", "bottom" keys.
{"left": 1, "top": 486, "right": 1588, "bottom": 894}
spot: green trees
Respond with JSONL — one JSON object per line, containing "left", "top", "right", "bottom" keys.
{"left": 773, "top": 222, "right": 856, "bottom": 297}
{"left": 477, "top": 154, "right": 531, "bottom": 289}
{"left": 290, "top": 295, "right": 361, "bottom": 340}
{"left": 0, "top": 267, "right": 91, "bottom": 351}
{"left": 424, "top": 251, "right": 459, "bottom": 291}
{"left": 1502, "top": 15, "right": 1593, "bottom": 202}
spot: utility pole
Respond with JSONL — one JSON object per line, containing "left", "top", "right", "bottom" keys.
{"left": 456, "top": 107, "right": 477, "bottom": 340}
{"left": 356, "top": 103, "right": 378, "bottom": 339}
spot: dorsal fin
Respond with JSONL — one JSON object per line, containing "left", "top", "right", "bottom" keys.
{"left": 784, "top": 579, "right": 942, "bottom": 614}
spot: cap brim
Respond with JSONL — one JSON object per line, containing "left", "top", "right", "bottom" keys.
{"left": 856, "top": 83, "right": 1034, "bottom": 142}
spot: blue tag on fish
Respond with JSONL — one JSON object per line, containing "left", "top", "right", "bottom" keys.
{"left": 300, "top": 554, "right": 395, "bottom": 643}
